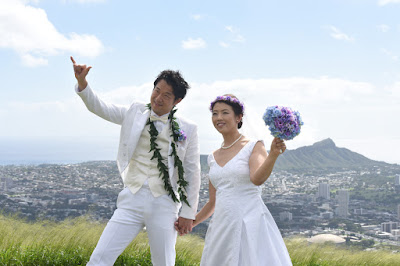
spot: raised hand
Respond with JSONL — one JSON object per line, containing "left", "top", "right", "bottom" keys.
{"left": 270, "top": 137, "right": 286, "bottom": 156}
{"left": 70, "top": 56, "right": 91, "bottom": 91}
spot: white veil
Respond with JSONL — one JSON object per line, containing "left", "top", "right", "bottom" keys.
{"left": 239, "top": 104, "right": 271, "bottom": 147}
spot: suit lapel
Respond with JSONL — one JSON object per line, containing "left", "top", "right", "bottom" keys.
{"left": 168, "top": 132, "right": 175, "bottom": 179}
{"left": 128, "top": 108, "right": 150, "bottom": 159}
{"left": 168, "top": 117, "right": 184, "bottom": 179}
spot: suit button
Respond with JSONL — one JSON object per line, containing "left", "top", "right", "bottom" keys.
{"left": 123, "top": 143, "right": 127, "bottom": 147}
{"left": 123, "top": 153, "right": 126, "bottom": 156}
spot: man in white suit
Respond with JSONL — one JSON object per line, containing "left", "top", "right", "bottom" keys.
{"left": 71, "top": 57, "right": 200, "bottom": 266}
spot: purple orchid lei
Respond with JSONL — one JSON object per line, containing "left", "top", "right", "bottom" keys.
{"left": 263, "top": 106, "right": 303, "bottom": 140}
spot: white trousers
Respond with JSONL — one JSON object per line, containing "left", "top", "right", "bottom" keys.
{"left": 87, "top": 185, "right": 180, "bottom": 266}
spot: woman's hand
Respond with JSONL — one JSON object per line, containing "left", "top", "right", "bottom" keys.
{"left": 270, "top": 137, "right": 286, "bottom": 157}
{"left": 174, "top": 220, "right": 194, "bottom": 236}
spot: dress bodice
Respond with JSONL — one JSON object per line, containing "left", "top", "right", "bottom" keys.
{"left": 208, "top": 140, "right": 262, "bottom": 198}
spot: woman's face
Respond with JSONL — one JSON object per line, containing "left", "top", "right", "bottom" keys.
{"left": 212, "top": 102, "right": 241, "bottom": 134}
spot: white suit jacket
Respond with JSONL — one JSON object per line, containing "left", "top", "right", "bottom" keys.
{"left": 76, "top": 84, "right": 201, "bottom": 219}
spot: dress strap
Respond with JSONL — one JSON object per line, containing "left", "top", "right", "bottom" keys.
{"left": 240, "top": 139, "right": 264, "bottom": 159}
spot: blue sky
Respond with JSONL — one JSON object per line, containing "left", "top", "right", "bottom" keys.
{"left": 0, "top": 0, "right": 399, "bottom": 164}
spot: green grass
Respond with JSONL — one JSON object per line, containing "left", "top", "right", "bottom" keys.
{"left": 1, "top": 214, "right": 400, "bottom": 265}
{"left": 0, "top": 214, "right": 201, "bottom": 265}
{"left": 286, "top": 238, "right": 400, "bottom": 266}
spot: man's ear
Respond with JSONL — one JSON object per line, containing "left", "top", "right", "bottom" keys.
{"left": 174, "top": 98, "right": 182, "bottom": 105}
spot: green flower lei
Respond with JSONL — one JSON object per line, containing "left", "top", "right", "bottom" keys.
{"left": 146, "top": 104, "right": 190, "bottom": 206}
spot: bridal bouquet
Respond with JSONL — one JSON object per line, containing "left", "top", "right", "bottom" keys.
{"left": 263, "top": 106, "right": 303, "bottom": 140}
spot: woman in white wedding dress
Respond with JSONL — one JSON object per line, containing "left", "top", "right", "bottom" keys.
{"left": 188, "top": 95, "right": 292, "bottom": 265}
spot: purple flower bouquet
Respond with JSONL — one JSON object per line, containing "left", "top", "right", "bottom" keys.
{"left": 263, "top": 106, "right": 303, "bottom": 140}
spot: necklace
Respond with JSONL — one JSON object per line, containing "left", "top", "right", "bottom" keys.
{"left": 221, "top": 134, "right": 243, "bottom": 149}
{"left": 146, "top": 104, "right": 190, "bottom": 206}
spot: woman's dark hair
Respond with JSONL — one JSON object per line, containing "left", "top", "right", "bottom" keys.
{"left": 154, "top": 70, "right": 189, "bottom": 100}
{"left": 211, "top": 94, "right": 244, "bottom": 129}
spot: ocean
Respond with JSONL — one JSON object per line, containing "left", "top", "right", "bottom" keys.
{"left": 0, "top": 137, "right": 118, "bottom": 165}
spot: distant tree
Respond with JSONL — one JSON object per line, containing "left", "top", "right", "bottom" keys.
{"left": 360, "top": 239, "right": 375, "bottom": 248}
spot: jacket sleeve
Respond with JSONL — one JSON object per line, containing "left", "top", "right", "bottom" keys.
{"left": 179, "top": 124, "right": 201, "bottom": 220}
{"left": 76, "top": 84, "right": 128, "bottom": 125}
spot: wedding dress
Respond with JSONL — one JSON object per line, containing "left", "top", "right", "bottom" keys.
{"left": 201, "top": 140, "right": 292, "bottom": 266}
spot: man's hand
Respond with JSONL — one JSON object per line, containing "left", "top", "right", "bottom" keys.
{"left": 70, "top": 56, "right": 91, "bottom": 91}
{"left": 174, "top": 217, "right": 193, "bottom": 236}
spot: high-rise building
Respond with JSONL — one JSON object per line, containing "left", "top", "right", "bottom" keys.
{"left": 337, "top": 190, "right": 349, "bottom": 218}
{"left": 395, "top": 174, "right": 400, "bottom": 186}
{"left": 317, "top": 183, "right": 330, "bottom": 200}
{"left": 391, "top": 229, "right": 400, "bottom": 241}
{"left": 381, "top": 222, "right": 398, "bottom": 233}
{"left": 398, "top": 204, "right": 400, "bottom": 221}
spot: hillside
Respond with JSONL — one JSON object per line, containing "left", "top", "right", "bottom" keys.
{"left": 200, "top": 138, "right": 398, "bottom": 173}
{"left": 273, "top": 138, "right": 395, "bottom": 171}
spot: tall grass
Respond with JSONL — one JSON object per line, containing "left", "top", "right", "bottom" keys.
{"left": 0, "top": 214, "right": 201, "bottom": 265}
{"left": 1, "top": 214, "right": 400, "bottom": 265}
{"left": 285, "top": 237, "right": 400, "bottom": 266}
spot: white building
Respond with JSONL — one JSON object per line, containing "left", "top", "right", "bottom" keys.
{"left": 398, "top": 204, "right": 400, "bottom": 221}
{"left": 337, "top": 190, "right": 349, "bottom": 218}
{"left": 354, "top": 208, "right": 365, "bottom": 215}
{"left": 279, "top": 211, "right": 293, "bottom": 221}
{"left": 320, "top": 211, "right": 334, "bottom": 219}
{"left": 391, "top": 229, "right": 400, "bottom": 241}
{"left": 395, "top": 174, "right": 400, "bottom": 186}
{"left": 317, "top": 183, "right": 330, "bottom": 200}
{"left": 381, "top": 222, "right": 398, "bottom": 233}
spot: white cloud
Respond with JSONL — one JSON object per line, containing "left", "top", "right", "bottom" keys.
{"left": 22, "top": 0, "right": 40, "bottom": 4}
{"left": 191, "top": 14, "right": 203, "bottom": 20}
{"left": 20, "top": 53, "right": 48, "bottom": 66}
{"left": 384, "top": 82, "right": 400, "bottom": 99}
{"left": 180, "top": 78, "right": 398, "bottom": 163}
{"left": 2, "top": 77, "right": 399, "bottom": 163}
{"left": 62, "top": 0, "right": 106, "bottom": 3}
{"left": 219, "top": 41, "right": 230, "bottom": 48}
{"left": 378, "top": 0, "right": 400, "bottom": 6}
{"left": 325, "top": 26, "right": 355, "bottom": 42}
{"left": 225, "top": 25, "right": 245, "bottom": 43}
{"left": 0, "top": 0, "right": 104, "bottom": 67}
{"left": 182, "top": 38, "right": 206, "bottom": 50}
{"left": 377, "top": 24, "right": 390, "bottom": 32}
{"left": 225, "top": 26, "right": 234, "bottom": 33}
{"left": 381, "top": 48, "right": 399, "bottom": 61}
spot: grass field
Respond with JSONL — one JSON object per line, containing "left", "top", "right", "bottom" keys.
{"left": 1, "top": 214, "right": 399, "bottom": 265}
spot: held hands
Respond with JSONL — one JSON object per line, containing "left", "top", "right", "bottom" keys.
{"left": 270, "top": 137, "right": 286, "bottom": 157}
{"left": 70, "top": 56, "right": 91, "bottom": 91}
{"left": 174, "top": 217, "right": 194, "bottom": 236}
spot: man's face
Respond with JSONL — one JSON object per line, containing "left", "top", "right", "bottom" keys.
{"left": 150, "top": 79, "right": 182, "bottom": 116}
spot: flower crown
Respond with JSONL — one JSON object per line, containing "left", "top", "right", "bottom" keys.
{"left": 209, "top": 95, "right": 245, "bottom": 114}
